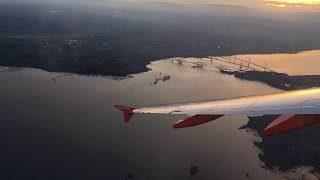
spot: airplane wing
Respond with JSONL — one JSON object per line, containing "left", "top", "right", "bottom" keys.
{"left": 115, "top": 88, "right": 320, "bottom": 136}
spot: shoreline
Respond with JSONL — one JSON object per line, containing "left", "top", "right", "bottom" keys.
{"left": 0, "top": 48, "right": 318, "bottom": 77}
{"left": 3, "top": 51, "right": 320, "bottom": 173}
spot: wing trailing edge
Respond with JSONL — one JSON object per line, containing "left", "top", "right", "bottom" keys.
{"left": 115, "top": 105, "right": 224, "bottom": 128}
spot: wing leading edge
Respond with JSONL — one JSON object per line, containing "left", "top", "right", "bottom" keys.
{"left": 115, "top": 88, "right": 320, "bottom": 136}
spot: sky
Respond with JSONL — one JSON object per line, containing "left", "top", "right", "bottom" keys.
{"left": 2, "top": 0, "right": 320, "bottom": 12}
{"left": 272, "top": 0, "right": 320, "bottom": 4}
{"left": 4, "top": 0, "right": 320, "bottom": 6}
{"left": 164, "top": 0, "right": 320, "bottom": 9}
{"left": 99, "top": 0, "right": 320, "bottom": 11}
{"left": 124, "top": 0, "right": 320, "bottom": 5}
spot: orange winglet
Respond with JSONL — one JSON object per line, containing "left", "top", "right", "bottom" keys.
{"left": 264, "top": 114, "right": 320, "bottom": 136}
{"left": 114, "top": 105, "right": 135, "bottom": 123}
{"left": 174, "top": 115, "right": 223, "bottom": 129}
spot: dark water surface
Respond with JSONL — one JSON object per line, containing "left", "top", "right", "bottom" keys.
{"left": 2, "top": 51, "right": 320, "bottom": 179}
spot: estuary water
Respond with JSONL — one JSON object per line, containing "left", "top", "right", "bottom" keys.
{"left": 2, "top": 50, "right": 320, "bottom": 180}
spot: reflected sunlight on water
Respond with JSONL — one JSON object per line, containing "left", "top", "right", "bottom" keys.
{"left": 232, "top": 50, "right": 320, "bottom": 75}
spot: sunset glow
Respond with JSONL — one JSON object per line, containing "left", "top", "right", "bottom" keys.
{"left": 262, "top": 0, "right": 320, "bottom": 9}
{"left": 269, "top": 0, "right": 320, "bottom": 4}
{"left": 265, "top": 3, "right": 288, "bottom": 7}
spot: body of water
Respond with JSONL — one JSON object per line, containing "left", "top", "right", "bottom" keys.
{"left": 2, "top": 50, "right": 320, "bottom": 179}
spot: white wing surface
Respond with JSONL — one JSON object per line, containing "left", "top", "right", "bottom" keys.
{"left": 115, "top": 88, "right": 320, "bottom": 136}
